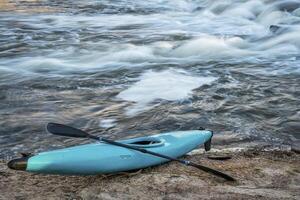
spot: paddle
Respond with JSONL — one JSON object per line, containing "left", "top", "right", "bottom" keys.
{"left": 46, "top": 123, "right": 235, "bottom": 181}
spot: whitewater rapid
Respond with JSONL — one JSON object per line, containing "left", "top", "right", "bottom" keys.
{"left": 0, "top": 0, "right": 299, "bottom": 157}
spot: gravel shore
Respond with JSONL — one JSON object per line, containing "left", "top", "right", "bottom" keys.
{"left": 1, "top": 147, "right": 299, "bottom": 200}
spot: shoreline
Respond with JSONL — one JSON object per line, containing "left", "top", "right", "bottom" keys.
{"left": 1, "top": 146, "right": 299, "bottom": 200}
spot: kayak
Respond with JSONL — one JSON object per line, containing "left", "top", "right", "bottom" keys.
{"left": 8, "top": 129, "right": 212, "bottom": 175}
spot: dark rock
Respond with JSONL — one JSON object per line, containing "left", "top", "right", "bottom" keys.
{"left": 291, "top": 140, "right": 300, "bottom": 154}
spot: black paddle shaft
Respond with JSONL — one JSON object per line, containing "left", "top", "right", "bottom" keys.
{"left": 101, "top": 138, "right": 235, "bottom": 181}
{"left": 46, "top": 123, "right": 235, "bottom": 181}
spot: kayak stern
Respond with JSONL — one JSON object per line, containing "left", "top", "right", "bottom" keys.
{"left": 7, "top": 156, "right": 29, "bottom": 171}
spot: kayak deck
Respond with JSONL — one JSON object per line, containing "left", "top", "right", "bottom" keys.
{"left": 10, "top": 130, "right": 213, "bottom": 175}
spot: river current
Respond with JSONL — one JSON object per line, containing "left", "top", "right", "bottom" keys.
{"left": 0, "top": 0, "right": 300, "bottom": 158}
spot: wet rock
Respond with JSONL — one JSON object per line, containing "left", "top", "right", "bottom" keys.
{"left": 207, "top": 155, "right": 232, "bottom": 160}
{"left": 291, "top": 140, "right": 300, "bottom": 154}
{"left": 269, "top": 25, "right": 281, "bottom": 33}
{"left": 212, "top": 132, "right": 252, "bottom": 145}
{"left": 276, "top": 1, "right": 300, "bottom": 12}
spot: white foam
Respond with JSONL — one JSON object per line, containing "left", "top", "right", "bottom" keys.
{"left": 171, "top": 35, "right": 252, "bottom": 59}
{"left": 100, "top": 44, "right": 154, "bottom": 62}
{"left": 1, "top": 0, "right": 300, "bottom": 75}
{"left": 256, "top": 32, "right": 300, "bottom": 50}
{"left": 99, "top": 119, "right": 116, "bottom": 128}
{"left": 221, "top": 0, "right": 264, "bottom": 20}
{"left": 117, "top": 69, "right": 217, "bottom": 115}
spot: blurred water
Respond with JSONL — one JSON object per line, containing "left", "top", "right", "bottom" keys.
{"left": 0, "top": 0, "right": 300, "bottom": 158}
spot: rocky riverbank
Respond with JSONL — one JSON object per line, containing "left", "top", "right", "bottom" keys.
{"left": 1, "top": 147, "right": 299, "bottom": 200}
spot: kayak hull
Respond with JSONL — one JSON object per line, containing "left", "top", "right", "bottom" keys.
{"left": 25, "top": 130, "right": 212, "bottom": 175}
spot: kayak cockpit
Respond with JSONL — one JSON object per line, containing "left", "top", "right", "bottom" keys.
{"left": 124, "top": 137, "right": 164, "bottom": 148}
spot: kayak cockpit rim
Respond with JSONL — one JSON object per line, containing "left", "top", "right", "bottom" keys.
{"left": 123, "top": 137, "right": 164, "bottom": 148}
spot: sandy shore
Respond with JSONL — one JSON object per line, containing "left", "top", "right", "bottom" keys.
{"left": 0, "top": 147, "right": 299, "bottom": 200}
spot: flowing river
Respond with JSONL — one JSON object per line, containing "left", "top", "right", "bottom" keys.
{"left": 0, "top": 0, "right": 300, "bottom": 158}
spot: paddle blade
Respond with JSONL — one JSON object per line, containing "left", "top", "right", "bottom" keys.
{"left": 46, "top": 123, "right": 91, "bottom": 138}
{"left": 189, "top": 162, "right": 235, "bottom": 181}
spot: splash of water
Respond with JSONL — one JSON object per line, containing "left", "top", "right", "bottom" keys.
{"left": 117, "top": 69, "right": 217, "bottom": 115}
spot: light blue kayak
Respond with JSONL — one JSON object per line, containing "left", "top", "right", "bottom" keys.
{"left": 8, "top": 130, "right": 212, "bottom": 175}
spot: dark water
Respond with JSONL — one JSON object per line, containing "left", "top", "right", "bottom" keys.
{"left": 1, "top": 0, "right": 300, "bottom": 158}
